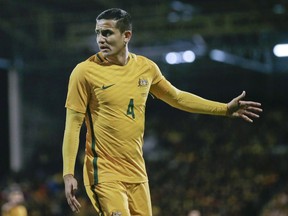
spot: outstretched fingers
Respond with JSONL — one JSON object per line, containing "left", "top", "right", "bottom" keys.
{"left": 239, "top": 114, "right": 254, "bottom": 123}
{"left": 241, "top": 110, "right": 259, "bottom": 122}
{"left": 238, "top": 101, "right": 263, "bottom": 122}
{"left": 239, "top": 101, "right": 263, "bottom": 113}
{"left": 239, "top": 100, "right": 262, "bottom": 107}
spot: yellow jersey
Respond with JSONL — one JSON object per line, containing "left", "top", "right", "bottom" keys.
{"left": 2, "top": 205, "right": 27, "bottom": 216}
{"left": 65, "top": 52, "right": 163, "bottom": 185}
{"left": 65, "top": 52, "right": 227, "bottom": 186}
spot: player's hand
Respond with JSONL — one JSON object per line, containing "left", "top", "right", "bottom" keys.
{"left": 63, "top": 174, "right": 81, "bottom": 213}
{"left": 227, "top": 91, "right": 263, "bottom": 123}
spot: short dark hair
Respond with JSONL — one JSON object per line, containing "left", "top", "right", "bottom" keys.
{"left": 96, "top": 8, "right": 132, "bottom": 33}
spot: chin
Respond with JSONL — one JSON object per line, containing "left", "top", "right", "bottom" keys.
{"left": 101, "top": 51, "right": 111, "bottom": 57}
{"left": 101, "top": 52, "right": 107, "bottom": 57}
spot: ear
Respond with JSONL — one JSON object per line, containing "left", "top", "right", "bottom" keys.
{"left": 123, "top": 31, "right": 132, "bottom": 44}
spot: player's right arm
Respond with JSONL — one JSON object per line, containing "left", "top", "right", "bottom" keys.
{"left": 62, "top": 108, "right": 85, "bottom": 212}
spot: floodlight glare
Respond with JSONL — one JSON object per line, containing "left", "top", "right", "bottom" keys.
{"left": 209, "top": 49, "right": 226, "bottom": 62}
{"left": 273, "top": 44, "right": 288, "bottom": 57}
{"left": 182, "top": 50, "right": 195, "bottom": 63}
{"left": 165, "top": 52, "right": 180, "bottom": 64}
{"left": 165, "top": 50, "right": 196, "bottom": 64}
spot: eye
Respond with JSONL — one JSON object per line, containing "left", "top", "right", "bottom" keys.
{"left": 95, "top": 29, "right": 114, "bottom": 38}
{"left": 102, "top": 30, "right": 113, "bottom": 37}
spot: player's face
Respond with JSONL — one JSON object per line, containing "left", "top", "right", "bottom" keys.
{"left": 95, "top": 19, "right": 127, "bottom": 58}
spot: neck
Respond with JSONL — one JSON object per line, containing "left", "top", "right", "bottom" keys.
{"left": 105, "top": 48, "right": 129, "bottom": 66}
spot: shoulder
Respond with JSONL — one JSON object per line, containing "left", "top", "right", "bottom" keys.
{"left": 130, "top": 53, "right": 158, "bottom": 69}
{"left": 70, "top": 55, "right": 99, "bottom": 78}
{"left": 130, "top": 53, "right": 163, "bottom": 83}
{"left": 74, "top": 55, "right": 97, "bottom": 71}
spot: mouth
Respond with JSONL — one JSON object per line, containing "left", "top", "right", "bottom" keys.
{"left": 99, "top": 45, "right": 110, "bottom": 52}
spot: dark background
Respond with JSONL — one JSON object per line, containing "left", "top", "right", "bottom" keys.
{"left": 1, "top": 0, "right": 288, "bottom": 215}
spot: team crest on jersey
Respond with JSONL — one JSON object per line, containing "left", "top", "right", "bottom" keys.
{"left": 111, "top": 211, "right": 122, "bottom": 216}
{"left": 138, "top": 78, "right": 148, "bottom": 87}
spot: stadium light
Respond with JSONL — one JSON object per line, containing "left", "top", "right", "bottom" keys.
{"left": 273, "top": 44, "right": 288, "bottom": 57}
{"left": 165, "top": 52, "right": 180, "bottom": 64}
{"left": 165, "top": 50, "right": 196, "bottom": 64}
{"left": 209, "top": 49, "right": 227, "bottom": 62}
{"left": 182, "top": 50, "right": 195, "bottom": 62}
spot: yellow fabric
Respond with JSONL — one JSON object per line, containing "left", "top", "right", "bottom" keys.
{"left": 2, "top": 205, "right": 27, "bottom": 216}
{"left": 150, "top": 79, "right": 227, "bottom": 115}
{"left": 65, "top": 52, "right": 163, "bottom": 185}
{"left": 62, "top": 109, "right": 85, "bottom": 176}
{"left": 85, "top": 182, "right": 152, "bottom": 216}
{"left": 63, "top": 52, "right": 227, "bottom": 186}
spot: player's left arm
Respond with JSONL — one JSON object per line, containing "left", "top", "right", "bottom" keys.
{"left": 150, "top": 79, "right": 262, "bottom": 122}
{"left": 226, "top": 90, "right": 262, "bottom": 122}
{"left": 150, "top": 79, "right": 228, "bottom": 115}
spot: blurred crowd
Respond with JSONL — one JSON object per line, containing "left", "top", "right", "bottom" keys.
{"left": 1, "top": 107, "right": 287, "bottom": 216}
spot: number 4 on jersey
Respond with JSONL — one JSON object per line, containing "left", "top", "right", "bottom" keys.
{"left": 127, "top": 98, "right": 135, "bottom": 119}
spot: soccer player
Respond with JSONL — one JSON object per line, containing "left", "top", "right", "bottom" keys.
{"left": 62, "top": 8, "right": 262, "bottom": 216}
{"left": 1, "top": 184, "right": 28, "bottom": 216}
{"left": 187, "top": 210, "right": 201, "bottom": 216}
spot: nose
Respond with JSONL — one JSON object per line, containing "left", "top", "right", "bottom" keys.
{"left": 97, "top": 34, "right": 105, "bottom": 44}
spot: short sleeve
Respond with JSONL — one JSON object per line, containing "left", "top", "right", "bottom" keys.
{"left": 65, "top": 63, "right": 91, "bottom": 113}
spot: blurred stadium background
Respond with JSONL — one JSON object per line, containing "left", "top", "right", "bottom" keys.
{"left": 1, "top": 0, "right": 288, "bottom": 215}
